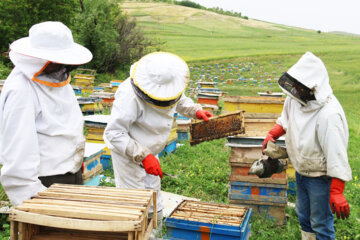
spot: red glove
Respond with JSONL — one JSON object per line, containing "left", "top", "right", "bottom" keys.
{"left": 196, "top": 110, "right": 213, "bottom": 122}
{"left": 329, "top": 178, "right": 350, "bottom": 220}
{"left": 142, "top": 154, "right": 163, "bottom": 178}
{"left": 262, "top": 124, "right": 285, "bottom": 151}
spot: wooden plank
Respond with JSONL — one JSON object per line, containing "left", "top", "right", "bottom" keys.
{"left": 31, "top": 231, "right": 128, "bottom": 240}
{"left": 49, "top": 184, "right": 153, "bottom": 196}
{"left": 190, "top": 111, "right": 245, "bottom": 146}
{"left": 22, "top": 199, "right": 143, "bottom": 216}
{"left": 23, "top": 199, "right": 143, "bottom": 215}
{"left": 37, "top": 192, "right": 149, "bottom": 205}
{"left": 45, "top": 188, "right": 151, "bottom": 200}
{"left": 9, "top": 209, "right": 141, "bottom": 232}
{"left": 15, "top": 204, "right": 140, "bottom": 221}
{"left": 143, "top": 218, "right": 154, "bottom": 240}
{"left": 10, "top": 221, "right": 18, "bottom": 240}
{"left": 34, "top": 196, "right": 147, "bottom": 210}
{"left": 152, "top": 191, "right": 157, "bottom": 229}
{"left": 18, "top": 222, "right": 26, "bottom": 240}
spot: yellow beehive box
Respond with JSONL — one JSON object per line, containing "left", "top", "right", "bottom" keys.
{"left": 223, "top": 96, "right": 285, "bottom": 118}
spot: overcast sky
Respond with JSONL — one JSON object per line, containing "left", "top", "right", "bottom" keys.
{"left": 189, "top": 0, "right": 360, "bottom": 35}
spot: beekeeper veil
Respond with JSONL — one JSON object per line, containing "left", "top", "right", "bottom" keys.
{"left": 130, "top": 52, "right": 190, "bottom": 108}
{"left": 278, "top": 52, "right": 332, "bottom": 106}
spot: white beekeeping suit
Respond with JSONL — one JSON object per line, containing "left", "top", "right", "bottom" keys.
{"left": 0, "top": 21, "right": 92, "bottom": 206}
{"left": 276, "top": 52, "right": 352, "bottom": 181}
{"left": 104, "top": 52, "right": 210, "bottom": 214}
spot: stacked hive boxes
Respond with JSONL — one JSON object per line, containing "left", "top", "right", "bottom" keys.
{"left": 196, "top": 81, "right": 221, "bottom": 114}
{"left": 227, "top": 136, "right": 288, "bottom": 225}
{"left": 83, "top": 142, "right": 104, "bottom": 186}
{"left": 110, "top": 80, "right": 123, "bottom": 93}
{"left": 176, "top": 113, "right": 191, "bottom": 142}
{"left": 84, "top": 115, "right": 112, "bottom": 173}
{"left": 90, "top": 91, "right": 115, "bottom": 110}
{"left": 77, "top": 97, "right": 103, "bottom": 115}
{"left": 73, "top": 68, "right": 96, "bottom": 94}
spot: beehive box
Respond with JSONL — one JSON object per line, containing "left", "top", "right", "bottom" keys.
{"left": 190, "top": 111, "right": 245, "bottom": 146}
{"left": 197, "top": 92, "right": 221, "bottom": 106}
{"left": 229, "top": 181, "right": 287, "bottom": 205}
{"left": 78, "top": 97, "right": 103, "bottom": 115}
{"left": 90, "top": 92, "right": 115, "bottom": 108}
{"left": 223, "top": 96, "right": 285, "bottom": 118}
{"left": 9, "top": 184, "right": 157, "bottom": 240}
{"left": 226, "top": 137, "right": 288, "bottom": 184}
{"left": 240, "top": 118, "right": 277, "bottom": 137}
{"left": 83, "top": 142, "right": 104, "bottom": 185}
{"left": 230, "top": 199, "right": 286, "bottom": 225}
{"left": 84, "top": 115, "right": 110, "bottom": 142}
{"left": 165, "top": 200, "right": 252, "bottom": 240}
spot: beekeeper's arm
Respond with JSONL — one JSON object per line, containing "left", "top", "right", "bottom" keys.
{"left": 0, "top": 87, "right": 46, "bottom": 206}
{"left": 317, "top": 112, "right": 352, "bottom": 219}
{"left": 104, "top": 98, "right": 163, "bottom": 177}
{"left": 104, "top": 98, "right": 149, "bottom": 163}
{"left": 262, "top": 97, "right": 290, "bottom": 150}
{"left": 176, "top": 94, "right": 212, "bottom": 121}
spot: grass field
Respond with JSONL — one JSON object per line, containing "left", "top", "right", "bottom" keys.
{"left": 1, "top": 1, "right": 359, "bottom": 239}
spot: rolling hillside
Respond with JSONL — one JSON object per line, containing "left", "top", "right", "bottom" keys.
{"left": 121, "top": 1, "right": 360, "bottom": 62}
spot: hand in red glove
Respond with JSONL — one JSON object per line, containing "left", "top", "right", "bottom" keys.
{"left": 142, "top": 154, "right": 163, "bottom": 178}
{"left": 196, "top": 110, "right": 213, "bottom": 122}
{"left": 262, "top": 124, "right": 285, "bottom": 151}
{"left": 330, "top": 178, "right": 350, "bottom": 220}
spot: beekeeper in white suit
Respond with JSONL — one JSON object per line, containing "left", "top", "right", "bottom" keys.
{"left": 104, "top": 52, "right": 212, "bottom": 219}
{"left": 262, "top": 52, "right": 352, "bottom": 240}
{"left": 0, "top": 21, "right": 92, "bottom": 206}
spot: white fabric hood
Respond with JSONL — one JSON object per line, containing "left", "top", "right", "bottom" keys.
{"left": 285, "top": 52, "right": 333, "bottom": 110}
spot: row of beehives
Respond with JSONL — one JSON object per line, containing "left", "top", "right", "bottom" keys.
{"left": 72, "top": 68, "right": 120, "bottom": 115}
{"left": 188, "top": 59, "right": 284, "bottom": 85}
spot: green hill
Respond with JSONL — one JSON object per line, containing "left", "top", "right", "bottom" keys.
{"left": 121, "top": 1, "right": 360, "bottom": 62}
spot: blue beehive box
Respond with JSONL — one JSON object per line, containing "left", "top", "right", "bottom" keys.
{"left": 229, "top": 181, "right": 287, "bottom": 205}
{"left": 165, "top": 200, "right": 252, "bottom": 240}
{"left": 159, "top": 140, "right": 177, "bottom": 157}
{"left": 100, "top": 155, "right": 112, "bottom": 170}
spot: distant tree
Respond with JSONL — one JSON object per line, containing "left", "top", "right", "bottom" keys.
{"left": 0, "top": 0, "right": 79, "bottom": 53}
{"left": 175, "top": 0, "right": 202, "bottom": 9}
{"left": 73, "top": 0, "right": 161, "bottom": 73}
{"left": 317, "top": 30, "right": 321, "bottom": 34}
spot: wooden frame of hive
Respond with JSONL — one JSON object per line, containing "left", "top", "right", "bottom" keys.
{"left": 190, "top": 111, "right": 245, "bottom": 146}
{"left": 9, "top": 184, "right": 157, "bottom": 240}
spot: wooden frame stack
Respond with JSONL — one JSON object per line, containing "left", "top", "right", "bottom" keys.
{"left": 9, "top": 184, "right": 157, "bottom": 240}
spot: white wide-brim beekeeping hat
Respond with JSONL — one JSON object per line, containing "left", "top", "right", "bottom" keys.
{"left": 10, "top": 21, "right": 92, "bottom": 65}
{"left": 131, "top": 52, "right": 189, "bottom": 102}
